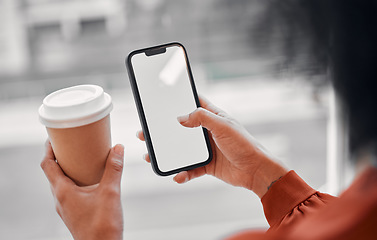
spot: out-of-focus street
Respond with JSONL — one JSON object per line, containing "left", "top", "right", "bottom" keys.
{"left": 0, "top": 77, "right": 328, "bottom": 239}
{"left": 0, "top": 0, "right": 331, "bottom": 239}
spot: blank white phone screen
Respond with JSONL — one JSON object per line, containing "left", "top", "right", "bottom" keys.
{"left": 131, "top": 45, "right": 210, "bottom": 173}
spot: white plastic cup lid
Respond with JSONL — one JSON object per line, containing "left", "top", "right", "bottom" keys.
{"left": 38, "top": 85, "right": 113, "bottom": 129}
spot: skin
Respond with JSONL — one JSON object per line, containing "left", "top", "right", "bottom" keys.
{"left": 41, "top": 96, "right": 287, "bottom": 239}
{"left": 137, "top": 96, "right": 288, "bottom": 198}
{"left": 41, "top": 141, "right": 124, "bottom": 240}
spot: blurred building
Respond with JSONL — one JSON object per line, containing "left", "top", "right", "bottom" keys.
{"left": 24, "top": 0, "right": 126, "bottom": 73}
{"left": 0, "top": 2, "right": 333, "bottom": 239}
{"left": 0, "top": 0, "right": 29, "bottom": 75}
{"left": 0, "top": 0, "right": 270, "bottom": 100}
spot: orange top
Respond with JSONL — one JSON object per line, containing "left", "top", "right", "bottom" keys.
{"left": 226, "top": 167, "right": 377, "bottom": 240}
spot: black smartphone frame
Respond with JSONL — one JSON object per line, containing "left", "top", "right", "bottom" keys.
{"left": 125, "top": 42, "right": 213, "bottom": 176}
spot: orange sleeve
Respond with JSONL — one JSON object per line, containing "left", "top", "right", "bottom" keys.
{"left": 261, "top": 170, "right": 336, "bottom": 231}
{"left": 227, "top": 169, "right": 377, "bottom": 240}
{"left": 226, "top": 171, "right": 336, "bottom": 240}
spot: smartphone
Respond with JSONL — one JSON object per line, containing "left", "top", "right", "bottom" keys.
{"left": 126, "top": 42, "right": 212, "bottom": 176}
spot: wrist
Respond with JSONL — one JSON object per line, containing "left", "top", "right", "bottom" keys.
{"left": 81, "top": 223, "right": 123, "bottom": 240}
{"left": 251, "top": 156, "right": 288, "bottom": 198}
{"left": 86, "top": 231, "right": 122, "bottom": 240}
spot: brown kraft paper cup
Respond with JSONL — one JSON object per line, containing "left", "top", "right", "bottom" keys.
{"left": 39, "top": 85, "right": 113, "bottom": 186}
{"left": 47, "top": 115, "right": 111, "bottom": 186}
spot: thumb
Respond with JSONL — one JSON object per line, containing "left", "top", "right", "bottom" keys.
{"left": 173, "top": 167, "right": 207, "bottom": 184}
{"left": 177, "top": 107, "right": 225, "bottom": 136}
{"left": 100, "top": 144, "right": 124, "bottom": 188}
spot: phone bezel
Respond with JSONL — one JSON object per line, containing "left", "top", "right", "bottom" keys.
{"left": 125, "top": 42, "right": 213, "bottom": 176}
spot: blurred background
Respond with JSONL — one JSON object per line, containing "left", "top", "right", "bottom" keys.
{"left": 0, "top": 0, "right": 337, "bottom": 239}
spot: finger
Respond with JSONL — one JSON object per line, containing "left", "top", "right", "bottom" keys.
{"left": 198, "top": 95, "right": 223, "bottom": 115}
{"left": 136, "top": 132, "right": 150, "bottom": 162}
{"left": 177, "top": 107, "right": 226, "bottom": 136}
{"left": 100, "top": 144, "right": 124, "bottom": 189}
{"left": 136, "top": 130, "right": 145, "bottom": 141}
{"left": 173, "top": 167, "right": 207, "bottom": 184}
{"left": 40, "top": 141, "right": 70, "bottom": 188}
{"left": 143, "top": 153, "right": 151, "bottom": 163}
{"left": 44, "top": 139, "right": 56, "bottom": 160}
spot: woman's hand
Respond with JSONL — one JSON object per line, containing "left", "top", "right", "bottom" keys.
{"left": 137, "top": 96, "right": 287, "bottom": 198}
{"left": 41, "top": 141, "right": 124, "bottom": 240}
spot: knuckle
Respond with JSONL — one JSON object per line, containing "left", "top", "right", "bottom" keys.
{"left": 54, "top": 181, "right": 69, "bottom": 203}
{"left": 194, "top": 108, "right": 207, "bottom": 119}
{"left": 196, "top": 107, "right": 206, "bottom": 114}
{"left": 196, "top": 108, "right": 212, "bottom": 124}
{"left": 55, "top": 191, "right": 66, "bottom": 205}
{"left": 102, "top": 185, "right": 120, "bottom": 198}
{"left": 111, "top": 158, "right": 124, "bottom": 173}
{"left": 40, "top": 158, "right": 50, "bottom": 171}
{"left": 40, "top": 159, "right": 47, "bottom": 170}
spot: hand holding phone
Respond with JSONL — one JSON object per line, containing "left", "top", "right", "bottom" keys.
{"left": 126, "top": 42, "right": 212, "bottom": 176}
{"left": 136, "top": 94, "right": 288, "bottom": 198}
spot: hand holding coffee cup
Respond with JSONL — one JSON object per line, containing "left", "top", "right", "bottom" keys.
{"left": 39, "top": 85, "right": 113, "bottom": 186}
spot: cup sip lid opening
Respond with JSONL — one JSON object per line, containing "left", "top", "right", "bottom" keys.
{"left": 38, "top": 85, "right": 113, "bottom": 129}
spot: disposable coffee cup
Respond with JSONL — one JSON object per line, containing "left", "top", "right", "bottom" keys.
{"left": 39, "top": 85, "right": 113, "bottom": 186}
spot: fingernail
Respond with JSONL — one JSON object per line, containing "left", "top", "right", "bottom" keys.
{"left": 173, "top": 175, "right": 179, "bottom": 183}
{"left": 174, "top": 174, "right": 189, "bottom": 184}
{"left": 143, "top": 153, "right": 148, "bottom": 160}
{"left": 177, "top": 114, "right": 189, "bottom": 123}
{"left": 136, "top": 131, "right": 141, "bottom": 138}
{"left": 114, "top": 144, "right": 124, "bottom": 157}
{"left": 182, "top": 176, "right": 189, "bottom": 183}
